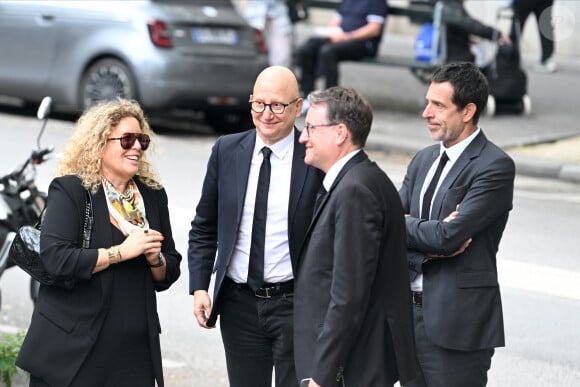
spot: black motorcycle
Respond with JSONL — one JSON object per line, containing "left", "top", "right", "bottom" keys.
{"left": 0, "top": 97, "right": 54, "bottom": 309}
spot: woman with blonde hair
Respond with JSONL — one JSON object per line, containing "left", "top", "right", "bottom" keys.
{"left": 16, "top": 99, "right": 181, "bottom": 387}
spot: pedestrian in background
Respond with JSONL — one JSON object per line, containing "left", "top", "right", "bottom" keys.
{"left": 297, "top": 0, "right": 388, "bottom": 110}
{"left": 188, "top": 65, "right": 323, "bottom": 387}
{"left": 16, "top": 99, "right": 182, "bottom": 387}
{"left": 399, "top": 62, "right": 515, "bottom": 387}
{"left": 511, "top": 0, "right": 557, "bottom": 72}
{"left": 441, "top": 0, "right": 512, "bottom": 64}
{"left": 234, "top": 0, "right": 294, "bottom": 67}
{"left": 294, "top": 86, "right": 416, "bottom": 387}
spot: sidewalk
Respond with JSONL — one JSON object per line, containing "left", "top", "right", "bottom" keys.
{"left": 332, "top": 40, "right": 580, "bottom": 183}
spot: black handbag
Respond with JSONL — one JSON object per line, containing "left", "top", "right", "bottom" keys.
{"left": 8, "top": 188, "right": 93, "bottom": 289}
{"left": 286, "top": 0, "right": 308, "bottom": 24}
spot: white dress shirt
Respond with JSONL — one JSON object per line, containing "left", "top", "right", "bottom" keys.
{"left": 227, "top": 131, "right": 294, "bottom": 284}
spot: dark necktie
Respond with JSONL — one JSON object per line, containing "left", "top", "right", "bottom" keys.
{"left": 314, "top": 186, "right": 327, "bottom": 213}
{"left": 421, "top": 151, "right": 449, "bottom": 220}
{"left": 247, "top": 147, "right": 272, "bottom": 291}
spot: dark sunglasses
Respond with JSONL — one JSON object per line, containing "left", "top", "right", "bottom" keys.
{"left": 107, "top": 133, "right": 151, "bottom": 150}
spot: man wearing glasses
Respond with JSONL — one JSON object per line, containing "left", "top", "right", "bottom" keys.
{"left": 188, "top": 66, "right": 323, "bottom": 387}
{"left": 294, "top": 86, "right": 416, "bottom": 387}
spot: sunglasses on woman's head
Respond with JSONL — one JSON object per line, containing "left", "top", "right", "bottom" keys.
{"left": 107, "top": 133, "right": 151, "bottom": 151}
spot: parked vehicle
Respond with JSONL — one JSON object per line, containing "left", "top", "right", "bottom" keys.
{"left": 0, "top": 0, "right": 268, "bottom": 132}
{"left": 0, "top": 97, "right": 54, "bottom": 309}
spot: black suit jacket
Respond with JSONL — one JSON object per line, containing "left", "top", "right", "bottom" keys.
{"left": 188, "top": 128, "right": 323, "bottom": 327}
{"left": 16, "top": 174, "right": 181, "bottom": 387}
{"left": 294, "top": 151, "right": 416, "bottom": 387}
{"left": 399, "top": 131, "right": 514, "bottom": 350}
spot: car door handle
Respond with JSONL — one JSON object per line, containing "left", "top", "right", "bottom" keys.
{"left": 37, "top": 14, "right": 55, "bottom": 26}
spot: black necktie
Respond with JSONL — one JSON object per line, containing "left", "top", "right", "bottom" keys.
{"left": 247, "top": 147, "right": 272, "bottom": 291}
{"left": 421, "top": 152, "right": 448, "bottom": 220}
{"left": 314, "top": 186, "right": 327, "bottom": 213}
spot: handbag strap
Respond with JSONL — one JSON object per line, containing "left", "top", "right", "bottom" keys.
{"left": 82, "top": 188, "right": 93, "bottom": 249}
{"left": 34, "top": 182, "right": 93, "bottom": 247}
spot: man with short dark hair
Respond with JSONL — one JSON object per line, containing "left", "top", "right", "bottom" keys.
{"left": 400, "top": 61, "right": 515, "bottom": 386}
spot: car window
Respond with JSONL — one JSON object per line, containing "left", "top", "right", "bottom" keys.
{"left": 151, "top": 0, "right": 233, "bottom": 5}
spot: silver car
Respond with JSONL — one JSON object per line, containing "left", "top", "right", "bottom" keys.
{"left": 0, "top": 0, "right": 268, "bottom": 131}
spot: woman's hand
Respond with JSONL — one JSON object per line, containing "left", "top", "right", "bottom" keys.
{"left": 118, "top": 228, "right": 164, "bottom": 262}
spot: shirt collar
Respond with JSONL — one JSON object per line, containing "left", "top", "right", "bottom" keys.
{"left": 440, "top": 128, "right": 480, "bottom": 162}
{"left": 323, "top": 149, "right": 361, "bottom": 191}
{"left": 254, "top": 130, "right": 294, "bottom": 160}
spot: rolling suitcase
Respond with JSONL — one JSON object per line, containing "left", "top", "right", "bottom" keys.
{"left": 484, "top": 6, "right": 531, "bottom": 116}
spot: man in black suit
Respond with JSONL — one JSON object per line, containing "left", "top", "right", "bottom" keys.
{"left": 399, "top": 62, "right": 515, "bottom": 386}
{"left": 293, "top": 86, "right": 416, "bottom": 387}
{"left": 188, "top": 66, "right": 323, "bottom": 387}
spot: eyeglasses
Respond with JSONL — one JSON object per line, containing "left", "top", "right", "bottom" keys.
{"left": 107, "top": 133, "right": 151, "bottom": 150}
{"left": 302, "top": 123, "right": 338, "bottom": 137}
{"left": 249, "top": 98, "right": 299, "bottom": 114}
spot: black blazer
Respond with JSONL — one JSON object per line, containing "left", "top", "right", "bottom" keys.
{"left": 16, "top": 175, "right": 181, "bottom": 387}
{"left": 294, "top": 151, "right": 416, "bottom": 386}
{"left": 399, "top": 131, "right": 515, "bottom": 350}
{"left": 188, "top": 128, "right": 323, "bottom": 327}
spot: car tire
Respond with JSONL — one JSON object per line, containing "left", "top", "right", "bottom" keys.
{"left": 80, "top": 58, "right": 137, "bottom": 110}
{"left": 206, "top": 109, "right": 253, "bottom": 134}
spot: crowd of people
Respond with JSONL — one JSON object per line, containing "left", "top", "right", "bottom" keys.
{"left": 12, "top": 0, "right": 539, "bottom": 386}
{"left": 14, "top": 61, "right": 515, "bottom": 387}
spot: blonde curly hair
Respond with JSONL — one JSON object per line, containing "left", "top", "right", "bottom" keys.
{"left": 55, "top": 98, "right": 162, "bottom": 193}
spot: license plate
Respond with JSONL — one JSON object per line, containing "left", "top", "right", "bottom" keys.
{"left": 191, "top": 27, "right": 238, "bottom": 45}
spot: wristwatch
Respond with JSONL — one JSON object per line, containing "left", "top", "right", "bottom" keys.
{"left": 149, "top": 252, "right": 165, "bottom": 268}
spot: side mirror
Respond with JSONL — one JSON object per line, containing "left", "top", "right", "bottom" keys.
{"left": 36, "top": 96, "right": 52, "bottom": 149}
{"left": 37, "top": 96, "right": 52, "bottom": 120}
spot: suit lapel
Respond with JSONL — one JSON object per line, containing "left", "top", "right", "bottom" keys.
{"left": 301, "top": 151, "right": 369, "bottom": 256}
{"left": 412, "top": 146, "right": 439, "bottom": 218}
{"left": 138, "top": 180, "right": 157, "bottom": 228}
{"left": 235, "top": 132, "right": 255, "bottom": 224}
{"left": 288, "top": 128, "right": 307, "bottom": 226}
{"left": 431, "top": 131, "right": 487, "bottom": 219}
{"left": 90, "top": 185, "right": 114, "bottom": 308}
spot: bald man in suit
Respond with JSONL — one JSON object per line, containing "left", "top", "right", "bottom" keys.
{"left": 188, "top": 66, "right": 323, "bottom": 387}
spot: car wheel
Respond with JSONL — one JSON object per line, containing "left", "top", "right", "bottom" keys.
{"left": 206, "top": 109, "right": 253, "bottom": 134}
{"left": 80, "top": 58, "right": 137, "bottom": 110}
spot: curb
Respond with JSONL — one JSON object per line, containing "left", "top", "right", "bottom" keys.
{"left": 366, "top": 138, "right": 580, "bottom": 184}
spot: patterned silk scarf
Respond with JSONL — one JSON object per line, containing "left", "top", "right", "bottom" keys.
{"left": 103, "top": 178, "right": 149, "bottom": 236}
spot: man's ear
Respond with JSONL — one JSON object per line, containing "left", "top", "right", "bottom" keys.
{"left": 335, "top": 123, "right": 349, "bottom": 145}
{"left": 463, "top": 102, "right": 477, "bottom": 123}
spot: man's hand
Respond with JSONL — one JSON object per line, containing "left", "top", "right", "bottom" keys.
{"left": 443, "top": 209, "right": 459, "bottom": 222}
{"left": 426, "top": 237, "right": 472, "bottom": 260}
{"left": 193, "top": 290, "right": 213, "bottom": 329}
{"left": 309, "top": 379, "right": 321, "bottom": 387}
{"left": 426, "top": 205, "right": 472, "bottom": 259}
